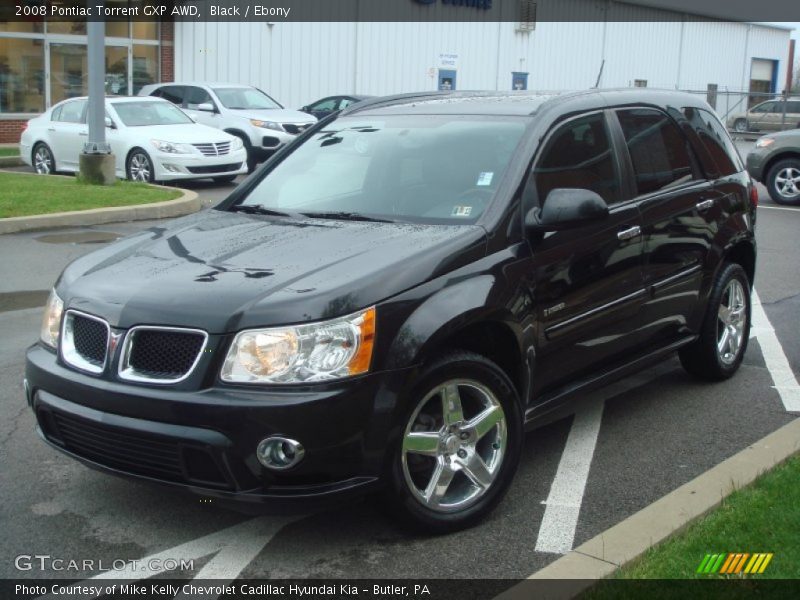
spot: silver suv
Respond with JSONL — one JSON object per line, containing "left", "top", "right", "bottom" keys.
{"left": 139, "top": 82, "right": 317, "bottom": 171}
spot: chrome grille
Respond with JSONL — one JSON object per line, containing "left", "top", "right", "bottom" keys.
{"left": 192, "top": 142, "right": 231, "bottom": 157}
{"left": 61, "top": 311, "right": 110, "bottom": 374}
{"left": 119, "top": 326, "right": 208, "bottom": 383}
{"left": 282, "top": 123, "right": 312, "bottom": 135}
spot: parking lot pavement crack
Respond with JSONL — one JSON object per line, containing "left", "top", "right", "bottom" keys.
{"left": 0, "top": 403, "right": 28, "bottom": 448}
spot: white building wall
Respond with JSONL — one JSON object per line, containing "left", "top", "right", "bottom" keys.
{"left": 175, "top": 17, "right": 790, "bottom": 114}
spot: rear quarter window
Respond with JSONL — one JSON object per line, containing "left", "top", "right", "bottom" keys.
{"left": 682, "top": 107, "right": 743, "bottom": 177}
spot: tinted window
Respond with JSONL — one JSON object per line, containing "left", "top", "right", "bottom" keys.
{"left": 310, "top": 97, "right": 339, "bottom": 112}
{"left": 339, "top": 98, "right": 358, "bottom": 109}
{"left": 56, "top": 100, "right": 86, "bottom": 123}
{"left": 155, "top": 85, "right": 185, "bottom": 106}
{"left": 213, "top": 87, "right": 282, "bottom": 110}
{"left": 239, "top": 115, "right": 526, "bottom": 224}
{"left": 785, "top": 101, "right": 800, "bottom": 113}
{"left": 682, "top": 107, "right": 743, "bottom": 177}
{"left": 185, "top": 86, "right": 213, "bottom": 110}
{"left": 617, "top": 109, "right": 694, "bottom": 195}
{"left": 533, "top": 112, "right": 620, "bottom": 206}
{"left": 751, "top": 102, "right": 776, "bottom": 114}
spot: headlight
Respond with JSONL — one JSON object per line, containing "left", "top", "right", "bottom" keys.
{"left": 40, "top": 289, "right": 64, "bottom": 349}
{"left": 250, "top": 119, "right": 282, "bottom": 131}
{"left": 221, "top": 307, "right": 376, "bottom": 384}
{"left": 755, "top": 138, "right": 775, "bottom": 148}
{"left": 230, "top": 136, "right": 244, "bottom": 151}
{"left": 150, "top": 140, "right": 194, "bottom": 154}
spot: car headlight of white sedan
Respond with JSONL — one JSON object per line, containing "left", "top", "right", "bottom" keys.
{"left": 221, "top": 307, "right": 375, "bottom": 384}
{"left": 230, "top": 136, "right": 244, "bottom": 151}
{"left": 250, "top": 119, "right": 282, "bottom": 131}
{"left": 151, "top": 140, "right": 195, "bottom": 154}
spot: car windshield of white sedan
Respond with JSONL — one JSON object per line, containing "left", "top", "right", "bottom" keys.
{"left": 112, "top": 102, "right": 194, "bottom": 127}
{"left": 236, "top": 115, "right": 527, "bottom": 224}
{"left": 213, "top": 88, "right": 282, "bottom": 110}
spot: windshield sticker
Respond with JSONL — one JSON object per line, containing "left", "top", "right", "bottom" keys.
{"left": 452, "top": 205, "right": 473, "bottom": 217}
{"left": 476, "top": 172, "right": 494, "bottom": 186}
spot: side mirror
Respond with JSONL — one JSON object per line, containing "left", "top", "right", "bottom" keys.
{"left": 104, "top": 116, "right": 115, "bottom": 129}
{"left": 526, "top": 188, "right": 609, "bottom": 232}
{"left": 196, "top": 102, "right": 215, "bottom": 113}
{"left": 300, "top": 106, "right": 309, "bottom": 112}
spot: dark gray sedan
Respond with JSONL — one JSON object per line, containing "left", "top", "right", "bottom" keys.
{"left": 746, "top": 129, "right": 800, "bottom": 205}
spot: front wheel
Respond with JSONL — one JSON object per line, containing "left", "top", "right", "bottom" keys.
{"left": 679, "top": 263, "right": 750, "bottom": 381}
{"left": 386, "top": 351, "right": 523, "bottom": 533}
{"left": 766, "top": 158, "right": 800, "bottom": 205}
{"left": 126, "top": 149, "right": 154, "bottom": 183}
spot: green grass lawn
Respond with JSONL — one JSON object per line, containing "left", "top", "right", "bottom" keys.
{"left": 595, "top": 454, "right": 800, "bottom": 585}
{"left": 0, "top": 172, "right": 182, "bottom": 218}
{"left": 0, "top": 147, "right": 20, "bottom": 157}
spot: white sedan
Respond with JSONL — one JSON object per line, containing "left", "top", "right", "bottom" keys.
{"left": 20, "top": 96, "right": 248, "bottom": 183}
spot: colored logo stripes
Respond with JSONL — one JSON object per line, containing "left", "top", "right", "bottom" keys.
{"left": 697, "top": 553, "right": 773, "bottom": 574}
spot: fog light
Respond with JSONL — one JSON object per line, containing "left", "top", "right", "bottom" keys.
{"left": 162, "top": 163, "right": 181, "bottom": 173}
{"left": 256, "top": 436, "right": 305, "bottom": 470}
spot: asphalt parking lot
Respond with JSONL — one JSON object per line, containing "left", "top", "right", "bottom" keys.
{"left": 1, "top": 145, "right": 798, "bottom": 586}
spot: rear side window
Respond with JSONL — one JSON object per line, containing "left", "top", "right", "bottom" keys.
{"left": 185, "top": 86, "right": 214, "bottom": 110}
{"left": 50, "top": 106, "right": 62, "bottom": 121}
{"left": 155, "top": 85, "right": 185, "bottom": 106}
{"left": 533, "top": 112, "right": 621, "bottom": 206}
{"left": 786, "top": 101, "right": 800, "bottom": 113}
{"left": 682, "top": 107, "right": 743, "bottom": 177}
{"left": 55, "top": 100, "right": 86, "bottom": 124}
{"left": 616, "top": 108, "right": 694, "bottom": 195}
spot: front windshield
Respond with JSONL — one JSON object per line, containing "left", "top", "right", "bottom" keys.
{"left": 236, "top": 115, "right": 527, "bottom": 224}
{"left": 213, "top": 87, "right": 282, "bottom": 110}
{"left": 112, "top": 101, "right": 193, "bottom": 126}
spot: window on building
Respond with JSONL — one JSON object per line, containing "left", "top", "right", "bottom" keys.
{"left": 132, "top": 21, "right": 158, "bottom": 40}
{"left": 0, "top": 21, "right": 43, "bottom": 34}
{"left": 47, "top": 21, "right": 87, "bottom": 35}
{"left": 50, "top": 43, "right": 88, "bottom": 104}
{"left": 533, "top": 112, "right": 621, "bottom": 206}
{"left": 106, "top": 21, "right": 129, "bottom": 38}
{"left": 105, "top": 45, "right": 128, "bottom": 95}
{"left": 682, "top": 107, "right": 743, "bottom": 177}
{"left": 616, "top": 108, "right": 695, "bottom": 195}
{"left": 634, "top": 79, "right": 648, "bottom": 88}
{"left": 0, "top": 37, "right": 45, "bottom": 113}
{"left": 132, "top": 45, "right": 158, "bottom": 95}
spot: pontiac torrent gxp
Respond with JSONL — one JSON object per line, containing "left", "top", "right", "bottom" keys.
{"left": 25, "top": 90, "right": 756, "bottom": 532}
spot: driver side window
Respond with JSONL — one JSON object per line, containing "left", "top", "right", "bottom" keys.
{"left": 532, "top": 112, "right": 621, "bottom": 209}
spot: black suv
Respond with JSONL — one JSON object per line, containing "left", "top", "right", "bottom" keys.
{"left": 26, "top": 90, "right": 756, "bottom": 532}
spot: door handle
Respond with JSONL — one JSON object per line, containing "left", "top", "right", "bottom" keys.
{"left": 696, "top": 199, "right": 714, "bottom": 211}
{"left": 79, "top": 131, "right": 87, "bottom": 136}
{"left": 47, "top": 127, "right": 56, "bottom": 132}
{"left": 617, "top": 225, "right": 641, "bottom": 241}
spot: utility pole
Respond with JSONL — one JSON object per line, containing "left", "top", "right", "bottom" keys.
{"left": 79, "top": 5, "right": 115, "bottom": 185}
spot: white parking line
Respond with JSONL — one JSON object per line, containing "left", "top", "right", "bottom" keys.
{"left": 750, "top": 291, "right": 800, "bottom": 412}
{"left": 758, "top": 205, "right": 800, "bottom": 212}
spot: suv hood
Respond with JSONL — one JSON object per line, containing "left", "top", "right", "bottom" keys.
{"left": 59, "top": 210, "right": 486, "bottom": 333}
{"left": 236, "top": 109, "right": 316, "bottom": 124}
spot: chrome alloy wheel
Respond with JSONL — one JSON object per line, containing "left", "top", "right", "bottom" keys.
{"left": 129, "top": 153, "right": 151, "bottom": 182}
{"left": 34, "top": 146, "right": 52, "bottom": 174}
{"left": 401, "top": 379, "right": 507, "bottom": 513}
{"left": 774, "top": 166, "right": 800, "bottom": 200}
{"left": 717, "top": 279, "right": 747, "bottom": 365}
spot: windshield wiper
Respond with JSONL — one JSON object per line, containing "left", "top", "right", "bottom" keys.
{"left": 300, "top": 211, "right": 395, "bottom": 223}
{"left": 230, "top": 204, "right": 299, "bottom": 218}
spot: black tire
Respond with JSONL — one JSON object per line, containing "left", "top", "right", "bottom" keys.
{"left": 32, "top": 143, "right": 55, "bottom": 175}
{"left": 733, "top": 118, "right": 748, "bottom": 133}
{"left": 765, "top": 158, "right": 800, "bottom": 206}
{"left": 384, "top": 350, "right": 523, "bottom": 533}
{"left": 126, "top": 148, "right": 155, "bottom": 183}
{"left": 229, "top": 132, "right": 258, "bottom": 173}
{"left": 213, "top": 175, "right": 237, "bottom": 184}
{"left": 679, "top": 263, "right": 751, "bottom": 381}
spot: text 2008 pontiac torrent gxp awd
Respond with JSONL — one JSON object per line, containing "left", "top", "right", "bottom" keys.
{"left": 26, "top": 90, "right": 756, "bottom": 532}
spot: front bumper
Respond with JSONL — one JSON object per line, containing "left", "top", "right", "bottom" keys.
{"left": 152, "top": 148, "right": 248, "bottom": 181}
{"left": 745, "top": 150, "right": 767, "bottom": 182}
{"left": 26, "top": 343, "right": 414, "bottom": 506}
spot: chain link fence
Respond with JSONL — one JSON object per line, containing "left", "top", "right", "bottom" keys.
{"left": 678, "top": 88, "right": 800, "bottom": 136}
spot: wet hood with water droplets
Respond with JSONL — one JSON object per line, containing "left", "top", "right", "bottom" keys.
{"left": 58, "top": 209, "right": 486, "bottom": 333}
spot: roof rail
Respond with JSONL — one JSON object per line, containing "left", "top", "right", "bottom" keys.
{"left": 339, "top": 91, "right": 458, "bottom": 116}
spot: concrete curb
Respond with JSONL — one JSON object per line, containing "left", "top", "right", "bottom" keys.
{"left": 0, "top": 156, "right": 23, "bottom": 168}
{"left": 497, "top": 417, "right": 800, "bottom": 600}
{"left": 0, "top": 170, "right": 200, "bottom": 234}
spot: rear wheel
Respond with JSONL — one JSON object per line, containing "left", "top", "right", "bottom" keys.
{"left": 766, "top": 158, "right": 800, "bottom": 205}
{"left": 386, "top": 351, "right": 523, "bottom": 533}
{"left": 32, "top": 143, "right": 55, "bottom": 175}
{"left": 733, "top": 119, "right": 748, "bottom": 133}
{"left": 679, "top": 263, "right": 750, "bottom": 381}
